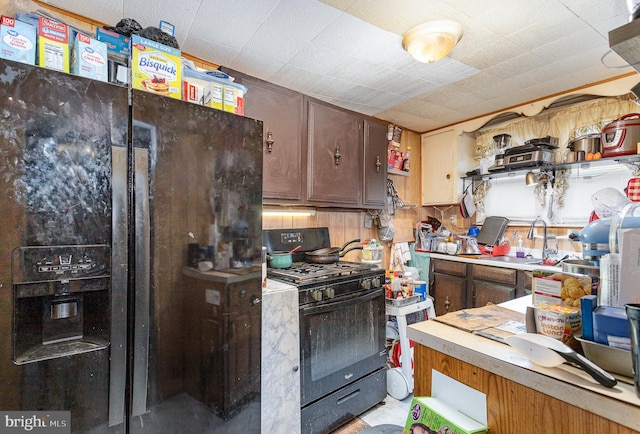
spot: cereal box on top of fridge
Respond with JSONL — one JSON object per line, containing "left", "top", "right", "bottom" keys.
{"left": 71, "top": 31, "right": 108, "bottom": 82}
{"left": 37, "top": 17, "right": 69, "bottom": 72}
{"left": 0, "top": 15, "right": 36, "bottom": 64}
{"left": 130, "top": 34, "right": 181, "bottom": 100}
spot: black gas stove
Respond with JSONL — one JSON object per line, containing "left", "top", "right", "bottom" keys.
{"left": 263, "top": 227, "right": 384, "bottom": 304}
{"left": 262, "top": 227, "right": 387, "bottom": 433}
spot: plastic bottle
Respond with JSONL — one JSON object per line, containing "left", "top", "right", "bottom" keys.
{"left": 402, "top": 146, "right": 411, "bottom": 172}
{"left": 392, "top": 271, "right": 402, "bottom": 298}
{"left": 516, "top": 235, "right": 525, "bottom": 258}
{"left": 401, "top": 270, "right": 414, "bottom": 296}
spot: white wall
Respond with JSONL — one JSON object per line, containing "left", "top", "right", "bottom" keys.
{"left": 482, "top": 163, "right": 634, "bottom": 226}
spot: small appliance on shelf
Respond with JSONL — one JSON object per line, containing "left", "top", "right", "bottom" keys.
{"left": 503, "top": 136, "right": 558, "bottom": 169}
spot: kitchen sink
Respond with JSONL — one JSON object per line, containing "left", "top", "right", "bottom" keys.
{"left": 485, "top": 256, "right": 562, "bottom": 268}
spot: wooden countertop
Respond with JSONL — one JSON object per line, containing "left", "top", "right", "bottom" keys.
{"left": 408, "top": 313, "right": 640, "bottom": 431}
{"left": 182, "top": 266, "right": 261, "bottom": 283}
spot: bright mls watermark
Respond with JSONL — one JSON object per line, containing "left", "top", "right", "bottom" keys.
{"left": 0, "top": 412, "right": 70, "bottom": 433}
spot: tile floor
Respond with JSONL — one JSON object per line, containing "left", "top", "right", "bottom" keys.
{"left": 330, "top": 393, "right": 414, "bottom": 433}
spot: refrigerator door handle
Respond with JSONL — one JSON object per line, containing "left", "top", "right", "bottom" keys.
{"left": 109, "top": 145, "right": 129, "bottom": 427}
{"left": 132, "top": 145, "right": 151, "bottom": 418}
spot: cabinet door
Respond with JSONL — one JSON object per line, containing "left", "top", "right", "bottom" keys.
{"left": 307, "top": 99, "right": 362, "bottom": 206}
{"left": 432, "top": 272, "right": 467, "bottom": 315}
{"left": 473, "top": 280, "right": 515, "bottom": 308}
{"left": 227, "top": 284, "right": 261, "bottom": 409}
{"left": 239, "top": 75, "right": 305, "bottom": 202}
{"left": 362, "top": 119, "right": 388, "bottom": 208}
{"left": 422, "top": 129, "right": 457, "bottom": 205}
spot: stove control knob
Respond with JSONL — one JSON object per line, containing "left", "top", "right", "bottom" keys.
{"left": 371, "top": 277, "right": 381, "bottom": 288}
{"left": 323, "top": 287, "right": 335, "bottom": 299}
{"left": 311, "top": 289, "right": 323, "bottom": 302}
{"left": 361, "top": 279, "right": 371, "bottom": 290}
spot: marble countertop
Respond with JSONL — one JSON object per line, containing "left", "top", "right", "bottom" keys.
{"left": 407, "top": 297, "right": 640, "bottom": 431}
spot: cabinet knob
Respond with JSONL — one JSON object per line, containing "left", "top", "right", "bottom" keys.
{"left": 376, "top": 156, "right": 381, "bottom": 173}
{"left": 446, "top": 174, "right": 451, "bottom": 179}
{"left": 266, "top": 131, "right": 274, "bottom": 153}
{"left": 293, "top": 365, "right": 299, "bottom": 372}
{"left": 444, "top": 296, "right": 450, "bottom": 312}
{"left": 251, "top": 295, "right": 261, "bottom": 305}
{"left": 334, "top": 146, "right": 341, "bottom": 166}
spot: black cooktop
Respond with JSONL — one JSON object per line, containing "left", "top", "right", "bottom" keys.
{"left": 268, "top": 261, "right": 377, "bottom": 284}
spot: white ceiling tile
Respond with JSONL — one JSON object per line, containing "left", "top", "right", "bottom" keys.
{"left": 269, "top": 0, "right": 342, "bottom": 38}
{"left": 42, "top": 0, "right": 633, "bottom": 132}
{"left": 44, "top": 0, "right": 124, "bottom": 25}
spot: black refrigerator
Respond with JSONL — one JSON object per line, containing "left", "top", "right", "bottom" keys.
{"left": 0, "top": 59, "right": 263, "bottom": 433}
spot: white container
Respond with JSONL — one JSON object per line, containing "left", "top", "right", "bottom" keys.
{"left": 361, "top": 244, "right": 383, "bottom": 263}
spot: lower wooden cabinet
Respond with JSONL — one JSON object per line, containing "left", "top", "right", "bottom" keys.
{"left": 471, "top": 264, "right": 517, "bottom": 307}
{"left": 183, "top": 273, "right": 261, "bottom": 419}
{"left": 431, "top": 258, "right": 469, "bottom": 315}
{"left": 430, "top": 258, "right": 530, "bottom": 315}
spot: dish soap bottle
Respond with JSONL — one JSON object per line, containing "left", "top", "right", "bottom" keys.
{"left": 516, "top": 234, "right": 525, "bottom": 258}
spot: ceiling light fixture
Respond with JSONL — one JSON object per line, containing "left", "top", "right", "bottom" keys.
{"left": 402, "top": 19, "right": 463, "bottom": 63}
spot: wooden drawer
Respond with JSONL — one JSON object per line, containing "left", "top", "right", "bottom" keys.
{"left": 472, "top": 265, "right": 517, "bottom": 285}
{"left": 229, "top": 284, "right": 261, "bottom": 308}
{"left": 432, "top": 259, "right": 467, "bottom": 277}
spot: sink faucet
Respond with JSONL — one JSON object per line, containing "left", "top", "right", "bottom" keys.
{"left": 527, "top": 217, "right": 555, "bottom": 259}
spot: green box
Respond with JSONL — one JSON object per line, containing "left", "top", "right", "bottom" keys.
{"left": 403, "top": 397, "right": 488, "bottom": 434}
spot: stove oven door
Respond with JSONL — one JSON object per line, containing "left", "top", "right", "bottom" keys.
{"left": 299, "top": 287, "right": 386, "bottom": 406}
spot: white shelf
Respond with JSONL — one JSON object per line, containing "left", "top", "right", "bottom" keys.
{"left": 388, "top": 168, "right": 410, "bottom": 177}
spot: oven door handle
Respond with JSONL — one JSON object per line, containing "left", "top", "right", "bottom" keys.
{"left": 301, "top": 289, "right": 382, "bottom": 315}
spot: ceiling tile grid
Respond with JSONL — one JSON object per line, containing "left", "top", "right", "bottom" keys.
{"left": 39, "top": 0, "right": 636, "bottom": 132}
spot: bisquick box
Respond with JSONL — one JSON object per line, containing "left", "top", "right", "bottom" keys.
{"left": 37, "top": 16, "right": 69, "bottom": 72}
{"left": 0, "top": 15, "right": 36, "bottom": 65}
{"left": 70, "top": 31, "right": 108, "bottom": 82}
{"left": 130, "top": 34, "right": 181, "bottom": 100}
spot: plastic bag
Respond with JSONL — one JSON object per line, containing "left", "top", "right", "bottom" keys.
{"left": 377, "top": 209, "right": 395, "bottom": 241}
{"left": 591, "top": 187, "right": 631, "bottom": 218}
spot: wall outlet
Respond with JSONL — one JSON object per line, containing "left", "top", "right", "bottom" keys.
{"left": 206, "top": 288, "right": 221, "bottom": 306}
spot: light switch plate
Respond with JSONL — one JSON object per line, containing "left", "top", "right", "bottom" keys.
{"left": 364, "top": 213, "right": 372, "bottom": 228}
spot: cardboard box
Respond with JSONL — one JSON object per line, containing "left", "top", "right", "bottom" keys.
{"left": 223, "top": 80, "right": 247, "bottom": 115}
{"left": 182, "top": 68, "right": 215, "bottom": 106}
{"left": 533, "top": 303, "right": 581, "bottom": 343}
{"left": 37, "top": 17, "right": 69, "bottom": 72}
{"left": 70, "top": 31, "right": 108, "bottom": 82}
{"left": 95, "top": 27, "right": 130, "bottom": 59}
{"left": 532, "top": 269, "right": 592, "bottom": 307}
{"left": 130, "top": 34, "right": 181, "bottom": 100}
{"left": 403, "top": 397, "right": 488, "bottom": 434}
{"left": 0, "top": 15, "right": 36, "bottom": 64}
{"left": 618, "top": 228, "right": 640, "bottom": 306}
{"left": 593, "top": 305, "right": 631, "bottom": 346}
